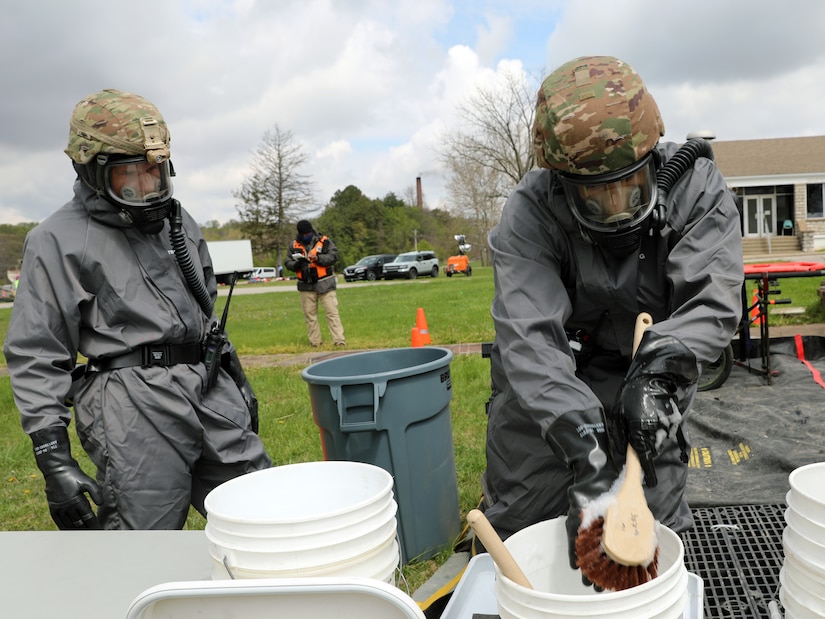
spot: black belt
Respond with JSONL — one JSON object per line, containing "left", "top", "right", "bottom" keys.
{"left": 87, "top": 343, "right": 203, "bottom": 373}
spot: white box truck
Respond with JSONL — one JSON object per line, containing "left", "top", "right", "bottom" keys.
{"left": 206, "top": 240, "right": 254, "bottom": 285}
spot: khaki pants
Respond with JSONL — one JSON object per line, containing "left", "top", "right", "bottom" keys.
{"left": 300, "top": 290, "right": 345, "bottom": 346}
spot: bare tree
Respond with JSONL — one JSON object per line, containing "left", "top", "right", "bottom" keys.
{"left": 234, "top": 125, "right": 315, "bottom": 263}
{"left": 437, "top": 68, "right": 538, "bottom": 262}
{"left": 441, "top": 68, "right": 537, "bottom": 188}
{"left": 443, "top": 159, "right": 505, "bottom": 265}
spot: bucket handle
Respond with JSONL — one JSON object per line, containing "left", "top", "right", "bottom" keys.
{"left": 329, "top": 380, "right": 388, "bottom": 431}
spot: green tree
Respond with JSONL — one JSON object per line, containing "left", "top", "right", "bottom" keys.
{"left": 308, "top": 184, "right": 470, "bottom": 269}
{"left": 315, "top": 186, "right": 389, "bottom": 267}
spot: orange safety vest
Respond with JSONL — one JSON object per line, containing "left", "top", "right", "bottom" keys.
{"left": 292, "top": 236, "right": 332, "bottom": 281}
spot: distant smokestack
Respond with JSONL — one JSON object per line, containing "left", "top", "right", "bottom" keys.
{"left": 416, "top": 176, "right": 423, "bottom": 209}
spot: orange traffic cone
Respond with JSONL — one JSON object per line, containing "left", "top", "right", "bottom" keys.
{"left": 749, "top": 288, "right": 764, "bottom": 325}
{"left": 411, "top": 327, "right": 425, "bottom": 347}
{"left": 415, "top": 308, "right": 431, "bottom": 345}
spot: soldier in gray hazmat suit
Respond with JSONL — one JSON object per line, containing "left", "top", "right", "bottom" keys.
{"left": 3, "top": 89, "right": 271, "bottom": 530}
{"left": 481, "top": 56, "right": 744, "bottom": 576}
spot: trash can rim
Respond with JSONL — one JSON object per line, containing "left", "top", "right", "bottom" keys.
{"left": 301, "top": 346, "right": 454, "bottom": 384}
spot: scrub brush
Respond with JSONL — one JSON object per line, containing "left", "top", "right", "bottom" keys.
{"left": 574, "top": 312, "right": 659, "bottom": 591}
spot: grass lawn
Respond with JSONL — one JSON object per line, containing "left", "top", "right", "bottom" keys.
{"left": 1, "top": 265, "right": 824, "bottom": 591}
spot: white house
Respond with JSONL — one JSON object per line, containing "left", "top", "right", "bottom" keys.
{"left": 711, "top": 136, "right": 825, "bottom": 254}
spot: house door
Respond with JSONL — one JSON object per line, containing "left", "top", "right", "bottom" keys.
{"left": 743, "top": 195, "right": 776, "bottom": 237}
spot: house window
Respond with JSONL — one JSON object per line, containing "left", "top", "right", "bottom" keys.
{"left": 806, "top": 184, "right": 824, "bottom": 218}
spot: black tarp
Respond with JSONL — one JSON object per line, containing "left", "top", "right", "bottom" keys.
{"left": 685, "top": 335, "right": 825, "bottom": 506}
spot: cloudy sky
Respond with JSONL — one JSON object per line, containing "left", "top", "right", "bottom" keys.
{"left": 3, "top": 0, "right": 825, "bottom": 226}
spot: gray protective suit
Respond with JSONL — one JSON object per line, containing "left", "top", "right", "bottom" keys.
{"left": 483, "top": 142, "right": 744, "bottom": 539}
{"left": 3, "top": 180, "right": 271, "bottom": 529}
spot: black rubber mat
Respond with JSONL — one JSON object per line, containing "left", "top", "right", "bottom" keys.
{"left": 686, "top": 346, "right": 825, "bottom": 507}
{"left": 681, "top": 504, "right": 786, "bottom": 618}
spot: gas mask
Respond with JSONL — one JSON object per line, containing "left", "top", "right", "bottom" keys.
{"left": 85, "top": 153, "right": 175, "bottom": 233}
{"left": 558, "top": 153, "right": 658, "bottom": 256}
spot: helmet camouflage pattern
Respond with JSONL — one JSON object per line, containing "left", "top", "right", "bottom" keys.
{"left": 533, "top": 56, "right": 664, "bottom": 176}
{"left": 65, "top": 89, "right": 171, "bottom": 165}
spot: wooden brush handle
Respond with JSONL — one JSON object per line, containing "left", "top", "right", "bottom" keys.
{"left": 466, "top": 509, "right": 533, "bottom": 589}
{"left": 633, "top": 312, "right": 653, "bottom": 356}
{"left": 627, "top": 312, "right": 653, "bottom": 486}
{"left": 624, "top": 443, "right": 643, "bottom": 482}
{"left": 629, "top": 311, "right": 653, "bottom": 480}
{"left": 600, "top": 312, "right": 658, "bottom": 566}
{"left": 628, "top": 311, "right": 653, "bottom": 486}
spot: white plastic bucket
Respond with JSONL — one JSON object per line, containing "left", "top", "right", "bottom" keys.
{"left": 788, "top": 463, "right": 825, "bottom": 525}
{"left": 783, "top": 558, "right": 824, "bottom": 596}
{"left": 205, "top": 489, "right": 396, "bottom": 540}
{"left": 785, "top": 500, "right": 825, "bottom": 547}
{"left": 204, "top": 461, "right": 398, "bottom": 579}
{"left": 781, "top": 527, "right": 825, "bottom": 617}
{"left": 783, "top": 464, "right": 825, "bottom": 618}
{"left": 204, "top": 499, "right": 398, "bottom": 552}
{"left": 780, "top": 584, "right": 824, "bottom": 619}
{"left": 494, "top": 517, "right": 689, "bottom": 619}
{"left": 783, "top": 526, "right": 825, "bottom": 578}
{"left": 365, "top": 536, "right": 402, "bottom": 584}
{"left": 497, "top": 572, "right": 689, "bottom": 619}
{"left": 780, "top": 565, "right": 825, "bottom": 614}
{"left": 212, "top": 536, "right": 401, "bottom": 584}
{"left": 207, "top": 514, "right": 398, "bottom": 571}
{"left": 204, "top": 461, "right": 394, "bottom": 535}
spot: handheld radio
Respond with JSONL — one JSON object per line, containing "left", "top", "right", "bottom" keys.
{"left": 202, "top": 272, "right": 238, "bottom": 392}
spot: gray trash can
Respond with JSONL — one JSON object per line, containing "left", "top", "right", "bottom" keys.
{"left": 301, "top": 347, "right": 461, "bottom": 564}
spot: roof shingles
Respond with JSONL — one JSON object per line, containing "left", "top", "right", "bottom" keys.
{"left": 709, "top": 136, "right": 825, "bottom": 177}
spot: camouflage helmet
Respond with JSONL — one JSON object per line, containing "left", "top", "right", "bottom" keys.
{"left": 65, "top": 89, "right": 171, "bottom": 166}
{"left": 533, "top": 56, "right": 664, "bottom": 176}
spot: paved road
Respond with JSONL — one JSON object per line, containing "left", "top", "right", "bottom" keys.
{"left": 216, "top": 277, "right": 421, "bottom": 296}
{"left": 0, "top": 276, "right": 416, "bottom": 309}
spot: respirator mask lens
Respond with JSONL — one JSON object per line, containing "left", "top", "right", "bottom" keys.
{"left": 560, "top": 154, "right": 657, "bottom": 233}
{"left": 104, "top": 157, "right": 173, "bottom": 208}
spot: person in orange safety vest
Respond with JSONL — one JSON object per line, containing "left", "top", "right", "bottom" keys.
{"left": 284, "top": 220, "right": 346, "bottom": 347}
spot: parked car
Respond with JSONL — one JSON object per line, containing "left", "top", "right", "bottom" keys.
{"left": 343, "top": 254, "right": 397, "bottom": 282}
{"left": 382, "top": 251, "right": 439, "bottom": 280}
{"left": 249, "top": 266, "right": 278, "bottom": 281}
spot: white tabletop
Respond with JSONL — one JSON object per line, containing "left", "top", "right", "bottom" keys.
{"left": 0, "top": 530, "right": 211, "bottom": 619}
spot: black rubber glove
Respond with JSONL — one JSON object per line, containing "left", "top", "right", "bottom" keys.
{"left": 222, "top": 348, "right": 259, "bottom": 433}
{"left": 608, "top": 330, "right": 698, "bottom": 487}
{"left": 546, "top": 409, "right": 620, "bottom": 573}
{"left": 31, "top": 426, "right": 103, "bottom": 530}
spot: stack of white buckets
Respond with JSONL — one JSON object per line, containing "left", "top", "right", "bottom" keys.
{"left": 494, "top": 517, "right": 693, "bottom": 619}
{"left": 203, "top": 461, "right": 400, "bottom": 583}
{"left": 780, "top": 462, "right": 825, "bottom": 619}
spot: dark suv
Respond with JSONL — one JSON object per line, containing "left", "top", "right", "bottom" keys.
{"left": 342, "top": 254, "right": 397, "bottom": 282}
{"left": 382, "top": 251, "right": 439, "bottom": 280}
